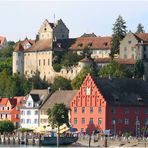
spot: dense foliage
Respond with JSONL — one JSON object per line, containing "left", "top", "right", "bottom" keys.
{"left": 136, "top": 23, "right": 145, "bottom": 33}
{"left": 110, "top": 15, "right": 127, "bottom": 59}
{"left": 47, "top": 103, "right": 69, "bottom": 128}
{"left": 51, "top": 76, "right": 72, "bottom": 91}
{"left": 0, "top": 120, "right": 14, "bottom": 133}
{"left": 134, "top": 60, "right": 145, "bottom": 78}
{"left": 71, "top": 66, "right": 96, "bottom": 89}
{"left": 0, "top": 41, "right": 15, "bottom": 74}
{"left": 99, "top": 60, "right": 127, "bottom": 78}
{"left": 53, "top": 51, "right": 83, "bottom": 72}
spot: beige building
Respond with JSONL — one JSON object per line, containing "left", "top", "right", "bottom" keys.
{"left": 39, "top": 90, "right": 77, "bottom": 130}
{"left": 120, "top": 31, "right": 148, "bottom": 60}
{"left": 13, "top": 18, "right": 113, "bottom": 82}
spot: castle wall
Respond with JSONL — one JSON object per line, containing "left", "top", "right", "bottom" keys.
{"left": 24, "top": 50, "right": 58, "bottom": 82}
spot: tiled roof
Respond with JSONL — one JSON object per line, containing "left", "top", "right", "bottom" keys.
{"left": 40, "top": 90, "right": 78, "bottom": 111}
{"left": 93, "top": 77, "right": 148, "bottom": 105}
{"left": 94, "top": 58, "right": 135, "bottom": 65}
{"left": 136, "top": 33, "right": 148, "bottom": 41}
{"left": 14, "top": 39, "right": 35, "bottom": 52}
{"left": 0, "top": 98, "right": 8, "bottom": 105}
{"left": 25, "top": 39, "right": 52, "bottom": 52}
{"left": 0, "top": 36, "right": 6, "bottom": 46}
{"left": 69, "top": 36, "right": 112, "bottom": 50}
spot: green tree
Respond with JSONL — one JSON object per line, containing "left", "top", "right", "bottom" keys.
{"left": 71, "top": 66, "right": 95, "bottom": 89}
{"left": 0, "top": 120, "right": 14, "bottom": 133}
{"left": 61, "top": 51, "right": 83, "bottom": 67}
{"left": 29, "top": 71, "right": 49, "bottom": 89}
{"left": 99, "top": 60, "right": 126, "bottom": 78}
{"left": 47, "top": 103, "right": 69, "bottom": 146}
{"left": 134, "top": 60, "right": 144, "bottom": 78}
{"left": 136, "top": 23, "right": 145, "bottom": 34}
{"left": 110, "top": 15, "right": 127, "bottom": 59}
{"left": 51, "top": 76, "right": 72, "bottom": 91}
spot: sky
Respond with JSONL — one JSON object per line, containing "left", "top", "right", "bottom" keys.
{"left": 0, "top": 0, "right": 148, "bottom": 41}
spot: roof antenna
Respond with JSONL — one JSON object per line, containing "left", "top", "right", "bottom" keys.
{"left": 54, "top": 13, "right": 56, "bottom": 24}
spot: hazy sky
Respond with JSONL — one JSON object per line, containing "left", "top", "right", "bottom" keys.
{"left": 0, "top": 0, "right": 148, "bottom": 41}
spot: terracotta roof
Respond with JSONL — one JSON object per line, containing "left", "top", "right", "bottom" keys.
{"left": 40, "top": 90, "right": 77, "bottom": 111}
{"left": 14, "top": 39, "right": 35, "bottom": 52}
{"left": 94, "top": 58, "right": 135, "bottom": 65}
{"left": 0, "top": 36, "right": 6, "bottom": 46}
{"left": 136, "top": 33, "right": 148, "bottom": 41}
{"left": 26, "top": 39, "right": 52, "bottom": 52}
{"left": 0, "top": 98, "right": 8, "bottom": 105}
{"left": 93, "top": 77, "right": 148, "bottom": 106}
{"left": 69, "top": 36, "right": 112, "bottom": 50}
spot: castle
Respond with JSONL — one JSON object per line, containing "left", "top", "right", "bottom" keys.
{"left": 13, "top": 19, "right": 148, "bottom": 82}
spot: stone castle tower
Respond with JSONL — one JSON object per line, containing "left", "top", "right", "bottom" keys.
{"left": 13, "top": 19, "right": 69, "bottom": 82}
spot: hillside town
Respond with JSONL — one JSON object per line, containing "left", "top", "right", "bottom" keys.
{"left": 0, "top": 15, "right": 148, "bottom": 147}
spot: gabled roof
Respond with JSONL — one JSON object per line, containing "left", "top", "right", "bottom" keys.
{"left": 136, "top": 33, "right": 148, "bottom": 41}
{"left": 14, "top": 39, "right": 35, "bottom": 52}
{"left": 40, "top": 90, "right": 78, "bottom": 111}
{"left": 93, "top": 77, "right": 148, "bottom": 106}
{"left": 25, "top": 39, "right": 52, "bottom": 52}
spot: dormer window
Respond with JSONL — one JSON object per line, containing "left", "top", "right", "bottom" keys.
{"left": 78, "top": 43, "right": 83, "bottom": 48}
{"left": 88, "top": 42, "right": 92, "bottom": 48}
{"left": 104, "top": 42, "right": 108, "bottom": 46}
{"left": 128, "top": 41, "right": 131, "bottom": 44}
{"left": 44, "top": 28, "right": 47, "bottom": 32}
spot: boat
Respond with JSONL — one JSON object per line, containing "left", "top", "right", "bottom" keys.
{"left": 40, "top": 136, "right": 78, "bottom": 146}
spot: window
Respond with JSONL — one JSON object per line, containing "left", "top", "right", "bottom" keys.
{"left": 124, "top": 47, "right": 127, "bottom": 51}
{"left": 124, "top": 118, "right": 129, "bottom": 125}
{"left": 82, "top": 107, "right": 85, "bottom": 113}
{"left": 74, "top": 118, "right": 77, "bottom": 125}
{"left": 82, "top": 118, "right": 85, "bottom": 124}
{"left": 98, "top": 107, "right": 102, "bottom": 113}
{"left": 135, "top": 107, "right": 140, "bottom": 114}
{"left": 90, "top": 118, "right": 94, "bottom": 124}
{"left": 112, "top": 119, "right": 116, "bottom": 125}
{"left": 111, "top": 107, "right": 116, "bottom": 114}
{"left": 74, "top": 107, "right": 77, "bottom": 113}
{"left": 35, "top": 111, "right": 38, "bottom": 115}
{"left": 5, "top": 114, "right": 7, "bottom": 118}
{"left": 124, "top": 107, "right": 129, "bottom": 114}
{"left": 144, "top": 108, "right": 148, "bottom": 114}
{"left": 27, "top": 119, "right": 31, "bottom": 124}
{"left": 7, "top": 107, "right": 9, "bottom": 110}
{"left": 27, "top": 110, "right": 31, "bottom": 115}
{"left": 28, "top": 102, "right": 32, "bottom": 107}
{"left": 43, "top": 59, "right": 45, "bottom": 66}
{"left": 48, "top": 59, "right": 50, "bottom": 65}
{"left": 90, "top": 107, "right": 93, "bottom": 113}
{"left": 131, "top": 54, "right": 134, "bottom": 59}
{"left": 85, "top": 87, "right": 91, "bottom": 95}
{"left": 39, "top": 60, "right": 41, "bottom": 66}
{"left": 128, "top": 41, "right": 131, "bottom": 44}
{"left": 34, "top": 119, "right": 38, "bottom": 124}
{"left": 144, "top": 118, "right": 148, "bottom": 125}
{"left": 118, "top": 119, "right": 122, "bottom": 124}
{"left": 98, "top": 118, "right": 102, "bottom": 125}
{"left": 21, "top": 119, "right": 24, "bottom": 123}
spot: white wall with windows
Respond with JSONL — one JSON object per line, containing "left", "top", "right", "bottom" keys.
{"left": 20, "top": 95, "right": 39, "bottom": 129}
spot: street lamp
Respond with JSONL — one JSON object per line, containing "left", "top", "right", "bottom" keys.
{"left": 136, "top": 116, "right": 140, "bottom": 137}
